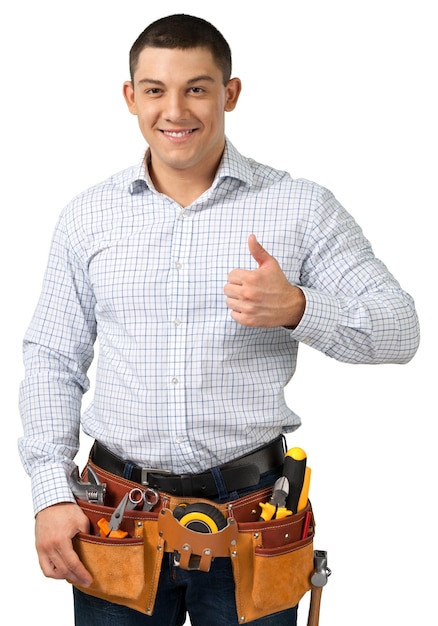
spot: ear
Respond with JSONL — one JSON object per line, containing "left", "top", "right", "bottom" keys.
{"left": 123, "top": 81, "right": 137, "bottom": 115}
{"left": 224, "top": 77, "right": 242, "bottom": 112}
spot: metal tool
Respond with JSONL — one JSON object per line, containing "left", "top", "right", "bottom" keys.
{"left": 259, "top": 476, "right": 292, "bottom": 521}
{"left": 68, "top": 465, "right": 107, "bottom": 504}
{"left": 97, "top": 493, "right": 129, "bottom": 538}
{"left": 310, "top": 550, "right": 331, "bottom": 588}
{"left": 126, "top": 487, "right": 159, "bottom": 512}
{"left": 307, "top": 550, "right": 331, "bottom": 626}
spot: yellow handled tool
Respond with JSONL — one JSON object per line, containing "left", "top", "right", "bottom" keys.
{"left": 283, "top": 447, "right": 307, "bottom": 514}
{"left": 259, "top": 476, "right": 292, "bottom": 521}
{"left": 297, "top": 466, "right": 312, "bottom": 512}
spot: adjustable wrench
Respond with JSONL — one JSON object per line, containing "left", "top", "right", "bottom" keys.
{"left": 68, "top": 465, "right": 107, "bottom": 504}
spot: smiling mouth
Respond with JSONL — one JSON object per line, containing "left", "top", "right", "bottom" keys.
{"left": 162, "top": 129, "right": 195, "bottom": 138}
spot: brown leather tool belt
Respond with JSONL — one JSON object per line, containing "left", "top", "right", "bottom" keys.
{"left": 71, "top": 461, "right": 315, "bottom": 623}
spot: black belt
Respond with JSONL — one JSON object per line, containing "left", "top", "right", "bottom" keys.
{"left": 91, "top": 437, "right": 285, "bottom": 498}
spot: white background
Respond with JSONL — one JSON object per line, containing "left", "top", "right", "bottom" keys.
{"left": 1, "top": 1, "right": 436, "bottom": 624}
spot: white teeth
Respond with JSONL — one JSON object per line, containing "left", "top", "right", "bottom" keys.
{"left": 164, "top": 130, "right": 192, "bottom": 137}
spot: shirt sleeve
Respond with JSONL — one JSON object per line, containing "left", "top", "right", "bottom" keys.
{"left": 18, "top": 211, "right": 97, "bottom": 514}
{"left": 290, "top": 187, "right": 420, "bottom": 363}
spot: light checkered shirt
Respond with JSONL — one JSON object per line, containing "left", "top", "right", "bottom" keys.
{"left": 19, "top": 139, "right": 419, "bottom": 513}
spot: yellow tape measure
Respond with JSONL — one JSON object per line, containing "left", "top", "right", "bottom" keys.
{"left": 173, "top": 502, "right": 227, "bottom": 533}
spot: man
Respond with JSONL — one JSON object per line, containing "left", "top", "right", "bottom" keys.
{"left": 18, "top": 13, "right": 420, "bottom": 626}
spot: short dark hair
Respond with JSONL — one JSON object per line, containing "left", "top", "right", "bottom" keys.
{"left": 129, "top": 14, "right": 232, "bottom": 85}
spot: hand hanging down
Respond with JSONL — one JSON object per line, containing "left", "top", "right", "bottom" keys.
{"left": 35, "top": 503, "right": 93, "bottom": 587}
{"left": 224, "top": 234, "right": 306, "bottom": 328}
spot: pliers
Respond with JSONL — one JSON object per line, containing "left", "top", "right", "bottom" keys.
{"left": 96, "top": 485, "right": 160, "bottom": 537}
{"left": 97, "top": 493, "right": 130, "bottom": 538}
{"left": 259, "top": 476, "right": 292, "bottom": 521}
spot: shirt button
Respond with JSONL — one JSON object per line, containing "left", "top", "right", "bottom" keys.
{"left": 175, "top": 262, "right": 182, "bottom": 270}
{"left": 173, "top": 319, "right": 181, "bottom": 327}
{"left": 171, "top": 377, "right": 179, "bottom": 385}
{"left": 180, "top": 211, "right": 188, "bottom": 219}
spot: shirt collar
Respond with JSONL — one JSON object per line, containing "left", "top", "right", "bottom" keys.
{"left": 214, "top": 138, "right": 253, "bottom": 187}
{"left": 128, "top": 138, "right": 253, "bottom": 195}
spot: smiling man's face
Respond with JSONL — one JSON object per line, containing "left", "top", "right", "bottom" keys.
{"left": 123, "top": 46, "right": 241, "bottom": 184}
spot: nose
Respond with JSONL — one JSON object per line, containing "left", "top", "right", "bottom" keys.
{"left": 163, "top": 91, "right": 188, "bottom": 122}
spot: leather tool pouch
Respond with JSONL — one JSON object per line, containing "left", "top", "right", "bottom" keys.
{"left": 70, "top": 462, "right": 165, "bottom": 616}
{"left": 229, "top": 503, "right": 315, "bottom": 622}
{"left": 70, "top": 462, "right": 315, "bottom": 622}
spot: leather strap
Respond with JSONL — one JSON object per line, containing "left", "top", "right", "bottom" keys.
{"left": 90, "top": 437, "right": 285, "bottom": 498}
{"left": 157, "top": 508, "right": 239, "bottom": 571}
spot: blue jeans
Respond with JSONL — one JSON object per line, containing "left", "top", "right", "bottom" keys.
{"left": 74, "top": 466, "right": 298, "bottom": 625}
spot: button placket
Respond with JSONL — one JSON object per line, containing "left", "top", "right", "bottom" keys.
{"left": 167, "top": 209, "right": 193, "bottom": 437}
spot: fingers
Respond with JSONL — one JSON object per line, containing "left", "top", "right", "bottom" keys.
{"left": 224, "top": 270, "right": 257, "bottom": 322}
{"left": 38, "top": 539, "right": 92, "bottom": 587}
{"left": 224, "top": 235, "right": 305, "bottom": 327}
{"left": 247, "top": 234, "right": 272, "bottom": 267}
{"left": 224, "top": 277, "right": 268, "bottom": 327}
{"left": 227, "top": 236, "right": 272, "bottom": 286}
{"left": 35, "top": 503, "right": 93, "bottom": 587}
{"left": 226, "top": 236, "right": 269, "bottom": 286}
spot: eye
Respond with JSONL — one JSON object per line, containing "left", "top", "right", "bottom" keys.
{"left": 189, "top": 87, "right": 205, "bottom": 94}
{"left": 145, "top": 88, "right": 163, "bottom": 96}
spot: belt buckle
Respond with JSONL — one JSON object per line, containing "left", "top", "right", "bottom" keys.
{"left": 141, "top": 467, "right": 172, "bottom": 486}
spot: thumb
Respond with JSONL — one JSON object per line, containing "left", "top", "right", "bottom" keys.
{"left": 248, "top": 234, "right": 272, "bottom": 267}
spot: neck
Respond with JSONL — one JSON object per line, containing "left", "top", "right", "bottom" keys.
{"left": 147, "top": 150, "right": 223, "bottom": 208}
{"left": 150, "top": 168, "right": 214, "bottom": 207}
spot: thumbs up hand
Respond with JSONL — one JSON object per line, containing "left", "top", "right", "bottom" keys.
{"left": 224, "top": 235, "right": 306, "bottom": 328}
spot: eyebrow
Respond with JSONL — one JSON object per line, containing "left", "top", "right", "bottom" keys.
{"left": 137, "top": 75, "right": 216, "bottom": 86}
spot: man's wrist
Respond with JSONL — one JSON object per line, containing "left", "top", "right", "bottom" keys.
{"left": 285, "top": 286, "right": 306, "bottom": 328}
